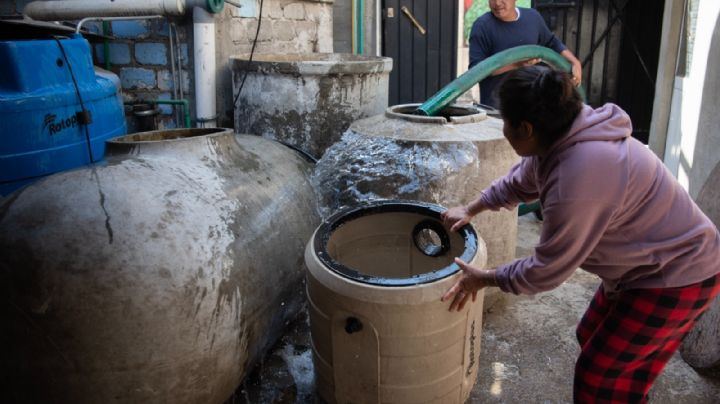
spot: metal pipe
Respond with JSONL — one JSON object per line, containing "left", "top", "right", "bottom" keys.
{"left": 168, "top": 22, "right": 180, "bottom": 125}
{"left": 416, "top": 45, "right": 585, "bottom": 117}
{"left": 351, "top": 0, "right": 356, "bottom": 53}
{"left": 75, "top": 15, "right": 163, "bottom": 34}
{"left": 562, "top": 7, "right": 568, "bottom": 43}
{"left": 601, "top": 3, "right": 613, "bottom": 101}
{"left": 125, "top": 99, "right": 191, "bottom": 128}
{"left": 575, "top": 0, "right": 584, "bottom": 57}
{"left": 24, "top": 0, "right": 224, "bottom": 21}
{"left": 175, "top": 25, "right": 185, "bottom": 113}
{"left": 587, "top": 0, "right": 599, "bottom": 98}
{"left": 25, "top": 0, "right": 186, "bottom": 20}
{"left": 193, "top": 7, "right": 217, "bottom": 128}
{"left": 357, "top": 0, "right": 364, "bottom": 54}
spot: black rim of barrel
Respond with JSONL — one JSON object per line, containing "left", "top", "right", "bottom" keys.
{"left": 313, "top": 200, "right": 478, "bottom": 287}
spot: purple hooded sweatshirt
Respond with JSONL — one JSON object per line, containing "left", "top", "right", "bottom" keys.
{"left": 480, "top": 103, "right": 720, "bottom": 295}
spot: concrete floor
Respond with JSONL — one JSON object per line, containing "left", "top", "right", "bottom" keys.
{"left": 228, "top": 215, "right": 720, "bottom": 403}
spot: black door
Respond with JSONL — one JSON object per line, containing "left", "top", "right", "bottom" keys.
{"left": 535, "top": 0, "right": 665, "bottom": 144}
{"left": 382, "top": 0, "right": 459, "bottom": 105}
{"left": 614, "top": 0, "right": 664, "bottom": 144}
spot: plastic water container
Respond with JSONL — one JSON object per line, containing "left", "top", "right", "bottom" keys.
{"left": 0, "top": 33, "right": 126, "bottom": 196}
{"left": 305, "top": 201, "right": 487, "bottom": 403}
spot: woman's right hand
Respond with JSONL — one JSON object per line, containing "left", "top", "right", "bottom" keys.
{"left": 441, "top": 258, "right": 496, "bottom": 311}
{"left": 441, "top": 206, "right": 473, "bottom": 232}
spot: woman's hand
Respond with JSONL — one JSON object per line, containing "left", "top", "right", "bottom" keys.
{"left": 441, "top": 258, "right": 497, "bottom": 312}
{"left": 441, "top": 206, "right": 473, "bottom": 232}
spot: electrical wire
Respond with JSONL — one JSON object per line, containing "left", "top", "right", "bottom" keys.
{"left": 232, "top": 0, "right": 265, "bottom": 109}
{"left": 54, "top": 36, "right": 95, "bottom": 163}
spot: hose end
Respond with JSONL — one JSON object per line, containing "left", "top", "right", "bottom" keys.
{"left": 207, "top": 0, "right": 224, "bottom": 13}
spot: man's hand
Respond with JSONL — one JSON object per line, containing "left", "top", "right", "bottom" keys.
{"left": 571, "top": 62, "right": 582, "bottom": 87}
{"left": 560, "top": 49, "right": 583, "bottom": 87}
{"left": 441, "top": 258, "right": 497, "bottom": 312}
{"left": 441, "top": 206, "right": 473, "bottom": 233}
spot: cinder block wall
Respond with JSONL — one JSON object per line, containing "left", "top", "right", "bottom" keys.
{"left": 5, "top": 0, "right": 335, "bottom": 130}
{"left": 99, "top": 0, "right": 336, "bottom": 131}
{"left": 92, "top": 19, "right": 192, "bottom": 132}
{"left": 216, "top": 0, "right": 335, "bottom": 127}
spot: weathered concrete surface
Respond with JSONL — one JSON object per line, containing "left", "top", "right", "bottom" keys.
{"left": 0, "top": 130, "right": 319, "bottom": 404}
{"left": 216, "top": 0, "right": 336, "bottom": 128}
{"left": 231, "top": 53, "right": 392, "bottom": 159}
{"left": 681, "top": 160, "right": 720, "bottom": 370}
{"left": 230, "top": 214, "right": 720, "bottom": 404}
{"left": 313, "top": 105, "right": 520, "bottom": 272}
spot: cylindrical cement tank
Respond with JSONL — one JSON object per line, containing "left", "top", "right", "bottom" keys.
{"left": 0, "top": 33, "right": 126, "bottom": 196}
{"left": 680, "top": 160, "right": 720, "bottom": 370}
{"left": 306, "top": 201, "right": 487, "bottom": 403}
{"left": 313, "top": 103, "right": 520, "bottom": 271}
{"left": 0, "top": 128, "right": 319, "bottom": 403}
{"left": 231, "top": 53, "right": 392, "bottom": 159}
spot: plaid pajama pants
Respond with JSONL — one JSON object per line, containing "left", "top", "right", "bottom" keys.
{"left": 574, "top": 272, "right": 720, "bottom": 403}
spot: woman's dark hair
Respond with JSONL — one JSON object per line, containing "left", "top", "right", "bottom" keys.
{"left": 498, "top": 65, "right": 582, "bottom": 148}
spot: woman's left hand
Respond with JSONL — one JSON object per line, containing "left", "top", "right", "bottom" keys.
{"left": 441, "top": 206, "right": 473, "bottom": 232}
{"left": 441, "top": 257, "right": 497, "bottom": 311}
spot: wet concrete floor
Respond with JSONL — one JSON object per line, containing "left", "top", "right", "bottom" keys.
{"left": 227, "top": 214, "right": 720, "bottom": 403}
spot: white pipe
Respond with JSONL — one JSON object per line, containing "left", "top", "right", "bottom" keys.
{"left": 24, "top": 0, "right": 185, "bottom": 20}
{"left": 193, "top": 7, "right": 217, "bottom": 128}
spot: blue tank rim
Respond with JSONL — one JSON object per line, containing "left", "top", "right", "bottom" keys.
{"left": 313, "top": 200, "right": 478, "bottom": 287}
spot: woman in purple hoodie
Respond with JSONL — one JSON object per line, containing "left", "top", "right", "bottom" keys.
{"left": 441, "top": 65, "right": 720, "bottom": 402}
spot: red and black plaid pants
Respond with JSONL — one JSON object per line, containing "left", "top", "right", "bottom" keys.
{"left": 574, "top": 272, "right": 720, "bottom": 403}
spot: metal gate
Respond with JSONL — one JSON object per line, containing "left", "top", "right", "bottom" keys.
{"left": 382, "top": 0, "right": 459, "bottom": 105}
{"left": 535, "top": 0, "right": 665, "bottom": 143}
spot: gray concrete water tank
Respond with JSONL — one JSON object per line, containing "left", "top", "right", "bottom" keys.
{"left": 305, "top": 201, "right": 487, "bottom": 403}
{"left": 231, "top": 53, "right": 392, "bottom": 159}
{"left": 0, "top": 128, "right": 319, "bottom": 403}
{"left": 313, "top": 103, "right": 520, "bottom": 271}
{"left": 680, "top": 160, "right": 720, "bottom": 370}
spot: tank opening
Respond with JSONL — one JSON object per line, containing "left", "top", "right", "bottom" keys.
{"left": 314, "top": 201, "right": 477, "bottom": 286}
{"left": 233, "top": 53, "right": 385, "bottom": 63}
{"left": 412, "top": 220, "right": 450, "bottom": 257}
{"left": 399, "top": 105, "right": 479, "bottom": 119}
{"left": 112, "top": 128, "right": 228, "bottom": 143}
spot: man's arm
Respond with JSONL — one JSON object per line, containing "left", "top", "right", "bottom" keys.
{"left": 489, "top": 58, "right": 541, "bottom": 76}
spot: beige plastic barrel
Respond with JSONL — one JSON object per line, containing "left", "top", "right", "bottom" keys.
{"left": 305, "top": 201, "right": 487, "bottom": 404}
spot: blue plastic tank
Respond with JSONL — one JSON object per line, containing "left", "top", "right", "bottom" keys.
{"left": 0, "top": 33, "right": 126, "bottom": 196}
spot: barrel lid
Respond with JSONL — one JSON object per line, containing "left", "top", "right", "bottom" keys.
{"left": 313, "top": 200, "right": 478, "bottom": 287}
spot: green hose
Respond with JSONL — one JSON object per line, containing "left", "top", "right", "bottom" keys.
{"left": 417, "top": 45, "right": 585, "bottom": 116}
{"left": 206, "top": 0, "right": 224, "bottom": 13}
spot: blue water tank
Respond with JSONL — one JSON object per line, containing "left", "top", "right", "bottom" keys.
{"left": 0, "top": 33, "right": 126, "bottom": 196}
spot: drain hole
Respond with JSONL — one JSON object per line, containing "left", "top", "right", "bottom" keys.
{"left": 412, "top": 220, "right": 450, "bottom": 257}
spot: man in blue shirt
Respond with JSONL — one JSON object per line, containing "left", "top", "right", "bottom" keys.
{"left": 469, "top": 0, "right": 582, "bottom": 107}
